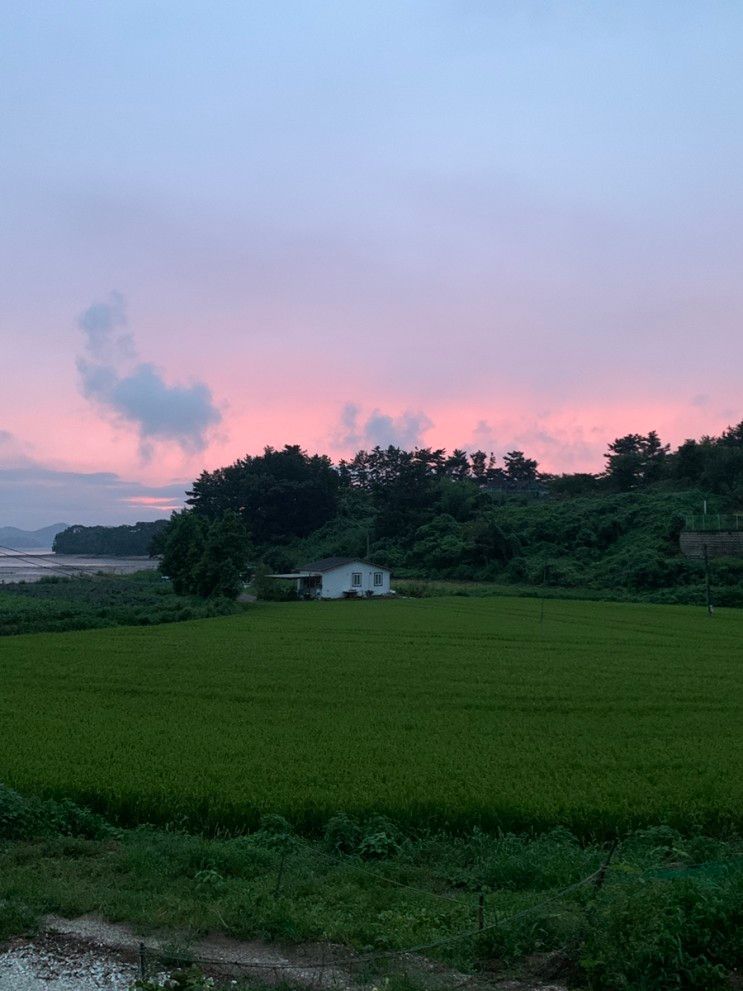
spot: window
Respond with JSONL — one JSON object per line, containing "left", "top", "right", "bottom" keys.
{"left": 351, "top": 572, "right": 362, "bottom": 587}
{"left": 373, "top": 572, "right": 383, "bottom": 587}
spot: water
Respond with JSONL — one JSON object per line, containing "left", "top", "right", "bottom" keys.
{"left": 0, "top": 549, "right": 159, "bottom": 584}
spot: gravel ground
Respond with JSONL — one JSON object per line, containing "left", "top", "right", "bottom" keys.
{"left": 0, "top": 938, "right": 139, "bottom": 991}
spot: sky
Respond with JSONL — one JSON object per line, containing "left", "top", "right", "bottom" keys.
{"left": 2, "top": 1, "right": 743, "bottom": 528}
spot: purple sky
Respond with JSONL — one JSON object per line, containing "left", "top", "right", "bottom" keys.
{"left": 2, "top": 2, "right": 743, "bottom": 527}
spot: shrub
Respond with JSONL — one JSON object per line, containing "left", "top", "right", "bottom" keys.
{"left": 582, "top": 873, "right": 743, "bottom": 990}
{"left": 359, "top": 816, "right": 403, "bottom": 859}
{"left": 324, "top": 812, "right": 362, "bottom": 854}
{"left": 252, "top": 565, "right": 298, "bottom": 601}
{"left": 0, "top": 785, "right": 113, "bottom": 841}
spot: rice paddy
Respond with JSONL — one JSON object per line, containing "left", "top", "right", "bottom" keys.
{"left": 1, "top": 596, "right": 741, "bottom": 834}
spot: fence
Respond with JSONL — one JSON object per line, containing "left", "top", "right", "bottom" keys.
{"left": 685, "top": 513, "right": 743, "bottom": 532}
{"left": 128, "top": 848, "right": 743, "bottom": 990}
{"left": 133, "top": 868, "right": 602, "bottom": 988}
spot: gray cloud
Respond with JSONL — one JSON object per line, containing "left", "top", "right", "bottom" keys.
{"left": 0, "top": 463, "right": 186, "bottom": 530}
{"left": 335, "top": 402, "right": 362, "bottom": 447}
{"left": 77, "top": 292, "right": 221, "bottom": 457}
{"left": 335, "top": 402, "right": 433, "bottom": 450}
{"left": 365, "top": 409, "right": 433, "bottom": 448}
{"left": 78, "top": 291, "right": 134, "bottom": 362}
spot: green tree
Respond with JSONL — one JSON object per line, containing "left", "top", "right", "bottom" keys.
{"left": 504, "top": 450, "right": 539, "bottom": 485}
{"left": 604, "top": 432, "right": 669, "bottom": 490}
{"left": 720, "top": 420, "right": 743, "bottom": 447}
{"left": 193, "top": 511, "right": 251, "bottom": 599}
{"left": 642, "top": 430, "right": 670, "bottom": 483}
{"left": 158, "top": 511, "right": 207, "bottom": 595}
{"left": 159, "top": 510, "right": 250, "bottom": 599}
{"left": 469, "top": 449, "right": 501, "bottom": 486}
{"left": 444, "top": 448, "right": 470, "bottom": 481}
{"left": 669, "top": 439, "right": 705, "bottom": 484}
{"left": 186, "top": 445, "right": 339, "bottom": 547}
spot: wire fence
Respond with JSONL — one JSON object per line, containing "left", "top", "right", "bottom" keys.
{"left": 133, "top": 868, "right": 600, "bottom": 984}
{"left": 130, "top": 850, "right": 743, "bottom": 987}
{"left": 685, "top": 513, "right": 743, "bottom": 532}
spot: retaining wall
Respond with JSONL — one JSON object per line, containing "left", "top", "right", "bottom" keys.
{"left": 680, "top": 531, "right": 743, "bottom": 559}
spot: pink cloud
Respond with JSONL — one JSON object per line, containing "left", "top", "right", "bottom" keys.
{"left": 123, "top": 496, "right": 183, "bottom": 511}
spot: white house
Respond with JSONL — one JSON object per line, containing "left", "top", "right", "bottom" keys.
{"left": 270, "top": 557, "right": 392, "bottom": 600}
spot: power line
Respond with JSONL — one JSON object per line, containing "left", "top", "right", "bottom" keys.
{"left": 0, "top": 543, "right": 93, "bottom": 579}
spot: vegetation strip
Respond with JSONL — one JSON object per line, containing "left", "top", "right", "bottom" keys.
{"left": 2, "top": 785, "right": 742, "bottom": 990}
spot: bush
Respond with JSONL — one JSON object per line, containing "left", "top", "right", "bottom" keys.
{"left": 359, "top": 816, "right": 403, "bottom": 859}
{"left": 582, "top": 873, "right": 743, "bottom": 990}
{"left": 0, "top": 784, "right": 113, "bottom": 841}
{"left": 394, "top": 581, "right": 428, "bottom": 598}
{"left": 252, "top": 565, "right": 298, "bottom": 601}
{"left": 324, "top": 812, "right": 362, "bottom": 854}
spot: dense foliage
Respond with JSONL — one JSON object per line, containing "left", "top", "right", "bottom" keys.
{"left": 1, "top": 782, "right": 742, "bottom": 989}
{"left": 53, "top": 520, "right": 168, "bottom": 556}
{"left": 2, "top": 597, "right": 741, "bottom": 835}
{"left": 0, "top": 571, "right": 240, "bottom": 636}
{"left": 152, "top": 421, "right": 743, "bottom": 604}
{"left": 187, "top": 444, "right": 340, "bottom": 544}
{"left": 157, "top": 509, "right": 250, "bottom": 599}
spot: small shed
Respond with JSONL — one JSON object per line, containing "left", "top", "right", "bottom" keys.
{"left": 270, "top": 557, "right": 392, "bottom": 600}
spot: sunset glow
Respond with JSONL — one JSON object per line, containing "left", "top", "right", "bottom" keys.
{"left": 3, "top": 2, "right": 743, "bottom": 527}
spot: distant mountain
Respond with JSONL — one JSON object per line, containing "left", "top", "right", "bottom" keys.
{"left": 0, "top": 523, "right": 70, "bottom": 550}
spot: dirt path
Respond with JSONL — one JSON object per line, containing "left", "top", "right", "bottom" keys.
{"left": 0, "top": 915, "right": 568, "bottom": 991}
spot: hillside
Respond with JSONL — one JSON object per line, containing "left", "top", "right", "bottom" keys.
{"left": 287, "top": 486, "right": 736, "bottom": 604}
{"left": 171, "top": 432, "right": 743, "bottom": 606}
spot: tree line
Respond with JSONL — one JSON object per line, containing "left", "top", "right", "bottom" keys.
{"left": 61, "top": 419, "right": 743, "bottom": 601}
{"left": 53, "top": 520, "right": 168, "bottom": 556}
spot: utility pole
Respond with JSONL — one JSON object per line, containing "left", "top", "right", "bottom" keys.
{"left": 703, "top": 544, "right": 713, "bottom": 617}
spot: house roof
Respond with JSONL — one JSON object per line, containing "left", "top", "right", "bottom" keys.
{"left": 297, "top": 556, "right": 390, "bottom": 574}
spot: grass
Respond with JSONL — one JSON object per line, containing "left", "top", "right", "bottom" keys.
{"left": 394, "top": 577, "right": 652, "bottom": 602}
{"left": 0, "top": 596, "right": 741, "bottom": 835}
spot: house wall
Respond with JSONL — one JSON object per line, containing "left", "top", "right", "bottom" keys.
{"left": 320, "top": 562, "right": 391, "bottom": 599}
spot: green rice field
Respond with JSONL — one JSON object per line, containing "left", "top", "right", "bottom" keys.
{"left": 2, "top": 596, "right": 742, "bottom": 834}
